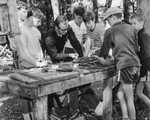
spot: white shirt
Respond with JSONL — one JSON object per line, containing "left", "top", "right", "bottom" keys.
{"left": 65, "top": 20, "right": 87, "bottom": 48}
{"left": 18, "top": 24, "right": 43, "bottom": 68}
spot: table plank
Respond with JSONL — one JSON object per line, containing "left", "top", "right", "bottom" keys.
{"left": 9, "top": 71, "right": 80, "bottom": 86}
{"left": 4, "top": 65, "right": 115, "bottom": 98}
{"left": 8, "top": 65, "right": 115, "bottom": 85}
{"left": 37, "top": 71, "right": 112, "bottom": 97}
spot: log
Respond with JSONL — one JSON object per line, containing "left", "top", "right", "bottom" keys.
{"left": 0, "top": 0, "right": 20, "bottom": 34}
{"left": 0, "top": 4, "right": 9, "bottom": 44}
{"left": 0, "top": 0, "right": 20, "bottom": 49}
{"left": 7, "top": 0, "right": 20, "bottom": 35}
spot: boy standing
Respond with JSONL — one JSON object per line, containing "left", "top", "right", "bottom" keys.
{"left": 83, "top": 10, "right": 105, "bottom": 56}
{"left": 130, "top": 11, "right": 150, "bottom": 108}
{"left": 99, "top": 7, "right": 140, "bottom": 120}
{"left": 17, "top": 10, "right": 46, "bottom": 68}
{"left": 65, "top": 6, "right": 86, "bottom": 54}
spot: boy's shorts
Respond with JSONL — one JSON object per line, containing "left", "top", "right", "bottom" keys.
{"left": 140, "top": 64, "right": 148, "bottom": 77}
{"left": 118, "top": 67, "right": 140, "bottom": 84}
{"left": 140, "top": 65, "right": 147, "bottom": 82}
{"left": 140, "top": 70, "right": 150, "bottom": 82}
{"left": 139, "top": 65, "right": 150, "bottom": 82}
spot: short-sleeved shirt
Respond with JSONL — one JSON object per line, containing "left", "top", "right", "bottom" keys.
{"left": 65, "top": 20, "right": 86, "bottom": 48}
{"left": 99, "top": 22, "right": 140, "bottom": 70}
{"left": 83, "top": 23, "right": 105, "bottom": 56}
{"left": 86, "top": 23, "right": 105, "bottom": 50}
{"left": 18, "top": 24, "right": 43, "bottom": 68}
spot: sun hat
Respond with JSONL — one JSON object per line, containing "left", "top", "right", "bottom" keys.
{"left": 103, "top": 7, "right": 123, "bottom": 20}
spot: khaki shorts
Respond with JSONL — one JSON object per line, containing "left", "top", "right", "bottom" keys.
{"left": 118, "top": 67, "right": 140, "bottom": 84}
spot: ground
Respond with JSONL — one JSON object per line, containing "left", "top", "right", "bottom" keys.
{"left": 0, "top": 95, "right": 30, "bottom": 120}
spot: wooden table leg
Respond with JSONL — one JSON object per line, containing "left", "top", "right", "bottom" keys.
{"left": 34, "top": 96, "right": 48, "bottom": 120}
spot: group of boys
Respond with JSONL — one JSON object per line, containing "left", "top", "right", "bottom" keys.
{"left": 13, "top": 2, "right": 150, "bottom": 120}
{"left": 15, "top": 2, "right": 106, "bottom": 66}
{"left": 14, "top": 2, "right": 105, "bottom": 117}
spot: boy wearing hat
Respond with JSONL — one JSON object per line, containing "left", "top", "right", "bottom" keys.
{"left": 99, "top": 7, "right": 140, "bottom": 120}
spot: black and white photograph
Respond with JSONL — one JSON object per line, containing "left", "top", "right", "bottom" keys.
{"left": 0, "top": 0, "right": 150, "bottom": 120}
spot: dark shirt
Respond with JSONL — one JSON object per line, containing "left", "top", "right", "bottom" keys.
{"left": 138, "top": 29, "right": 150, "bottom": 70}
{"left": 99, "top": 22, "right": 140, "bottom": 70}
{"left": 45, "top": 26, "right": 83, "bottom": 63}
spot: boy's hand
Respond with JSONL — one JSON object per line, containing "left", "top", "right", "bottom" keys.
{"left": 0, "top": 31, "right": 10, "bottom": 36}
{"left": 69, "top": 53, "right": 78, "bottom": 59}
{"left": 36, "top": 60, "right": 47, "bottom": 67}
{"left": 92, "top": 55, "right": 114, "bottom": 65}
{"left": 92, "top": 55, "right": 106, "bottom": 65}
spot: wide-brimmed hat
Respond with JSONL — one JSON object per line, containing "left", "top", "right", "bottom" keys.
{"left": 103, "top": 7, "right": 123, "bottom": 20}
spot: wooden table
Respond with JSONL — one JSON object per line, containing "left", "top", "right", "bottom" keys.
{"left": 1, "top": 65, "right": 115, "bottom": 120}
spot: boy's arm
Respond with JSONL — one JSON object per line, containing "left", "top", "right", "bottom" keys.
{"left": 98, "top": 29, "right": 112, "bottom": 58}
{"left": 67, "top": 27, "right": 83, "bottom": 57}
{"left": 45, "top": 36, "right": 70, "bottom": 62}
{"left": 93, "top": 29, "right": 114, "bottom": 65}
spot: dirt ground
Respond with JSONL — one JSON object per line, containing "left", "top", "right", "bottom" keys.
{"left": 0, "top": 95, "right": 30, "bottom": 120}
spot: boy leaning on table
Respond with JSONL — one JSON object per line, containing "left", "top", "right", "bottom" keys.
{"left": 94, "top": 7, "right": 140, "bottom": 120}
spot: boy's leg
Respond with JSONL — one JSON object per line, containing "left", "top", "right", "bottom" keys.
{"left": 117, "top": 86, "right": 128, "bottom": 118}
{"left": 146, "top": 72, "right": 150, "bottom": 99}
{"left": 120, "top": 67, "right": 140, "bottom": 120}
{"left": 136, "top": 81, "right": 150, "bottom": 107}
{"left": 145, "top": 82, "right": 150, "bottom": 98}
{"left": 122, "top": 83, "right": 136, "bottom": 120}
